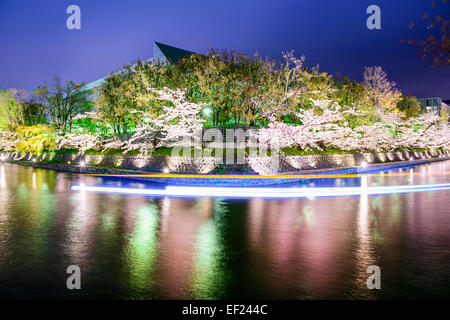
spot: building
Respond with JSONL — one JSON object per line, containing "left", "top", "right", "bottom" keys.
{"left": 442, "top": 100, "right": 450, "bottom": 122}
{"left": 418, "top": 97, "right": 443, "bottom": 115}
{"left": 85, "top": 42, "right": 195, "bottom": 93}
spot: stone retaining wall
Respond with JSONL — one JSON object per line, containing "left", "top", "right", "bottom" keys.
{"left": 1, "top": 150, "right": 449, "bottom": 175}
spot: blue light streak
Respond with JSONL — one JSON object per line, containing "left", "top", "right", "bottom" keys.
{"left": 70, "top": 183, "right": 450, "bottom": 199}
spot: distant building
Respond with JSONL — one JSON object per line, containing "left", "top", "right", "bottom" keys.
{"left": 442, "top": 100, "right": 450, "bottom": 122}
{"left": 85, "top": 42, "right": 195, "bottom": 94}
{"left": 418, "top": 97, "right": 443, "bottom": 115}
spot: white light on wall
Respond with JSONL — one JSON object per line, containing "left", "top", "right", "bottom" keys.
{"left": 79, "top": 161, "right": 86, "bottom": 167}
{"left": 361, "top": 161, "right": 368, "bottom": 167}
{"left": 163, "top": 167, "right": 170, "bottom": 174}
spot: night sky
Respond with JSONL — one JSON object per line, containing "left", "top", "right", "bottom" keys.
{"left": 0, "top": 0, "right": 448, "bottom": 98}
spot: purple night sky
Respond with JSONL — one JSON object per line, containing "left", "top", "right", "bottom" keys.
{"left": 0, "top": 0, "right": 448, "bottom": 98}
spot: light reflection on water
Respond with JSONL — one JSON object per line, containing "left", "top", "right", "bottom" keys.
{"left": 0, "top": 161, "right": 449, "bottom": 299}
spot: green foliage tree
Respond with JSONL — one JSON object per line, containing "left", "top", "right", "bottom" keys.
{"left": 332, "top": 76, "right": 378, "bottom": 127}
{"left": 97, "top": 50, "right": 356, "bottom": 129}
{"left": 95, "top": 69, "right": 141, "bottom": 135}
{"left": 397, "top": 94, "right": 422, "bottom": 118}
{"left": 0, "top": 88, "right": 47, "bottom": 131}
{"left": 37, "top": 76, "right": 93, "bottom": 134}
{"left": 14, "top": 124, "right": 56, "bottom": 155}
{"left": 94, "top": 48, "right": 418, "bottom": 140}
{"left": 191, "top": 50, "right": 234, "bottom": 126}
{"left": 250, "top": 51, "right": 337, "bottom": 126}
{"left": 0, "top": 89, "right": 26, "bottom": 131}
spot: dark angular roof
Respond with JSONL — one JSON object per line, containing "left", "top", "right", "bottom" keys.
{"left": 154, "top": 41, "right": 195, "bottom": 64}
{"left": 86, "top": 42, "right": 196, "bottom": 91}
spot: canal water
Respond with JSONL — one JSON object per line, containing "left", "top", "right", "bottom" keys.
{"left": 0, "top": 161, "right": 449, "bottom": 299}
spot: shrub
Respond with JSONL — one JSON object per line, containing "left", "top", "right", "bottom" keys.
{"left": 14, "top": 125, "right": 56, "bottom": 155}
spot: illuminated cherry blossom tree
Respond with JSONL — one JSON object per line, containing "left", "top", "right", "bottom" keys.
{"left": 363, "top": 66, "right": 401, "bottom": 112}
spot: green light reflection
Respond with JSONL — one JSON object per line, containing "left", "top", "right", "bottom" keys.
{"left": 190, "top": 199, "right": 228, "bottom": 299}
{"left": 125, "top": 203, "right": 159, "bottom": 298}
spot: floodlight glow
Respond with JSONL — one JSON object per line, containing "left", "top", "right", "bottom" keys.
{"left": 79, "top": 161, "right": 86, "bottom": 167}
{"left": 203, "top": 107, "right": 212, "bottom": 116}
{"left": 361, "top": 162, "right": 368, "bottom": 167}
{"left": 71, "top": 182, "right": 450, "bottom": 199}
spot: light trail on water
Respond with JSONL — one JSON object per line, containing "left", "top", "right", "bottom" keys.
{"left": 71, "top": 182, "right": 450, "bottom": 199}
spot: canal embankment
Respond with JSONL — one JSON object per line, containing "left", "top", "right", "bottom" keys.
{"left": 1, "top": 150, "right": 449, "bottom": 186}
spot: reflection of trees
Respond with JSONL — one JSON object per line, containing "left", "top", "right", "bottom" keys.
{"left": 246, "top": 197, "right": 356, "bottom": 298}
{"left": 125, "top": 203, "right": 159, "bottom": 298}
{"left": 0, "top": 165, "right": 10, "bottom": 268}
{"left": 190, "top": 199, "right": 233, "bottom": 299}
{"left": 0, "top": 164, "right": 57, "bottom": 295}
{"left": 65, "top": 188, "right": 99, "bottom": 267}
{"left": 155, "top": 198, "right": 208, "bottom": 299}
{"left": 352, "top": 175, "right": 378, "bottom": 299}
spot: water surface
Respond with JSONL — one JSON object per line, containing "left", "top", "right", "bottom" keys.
{"left": 0, "top": 161, "right": 449, "bottom": 299}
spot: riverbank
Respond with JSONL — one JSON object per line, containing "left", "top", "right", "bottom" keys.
{"left": 2, "top": 150, "right": 449, "bottom": 186}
